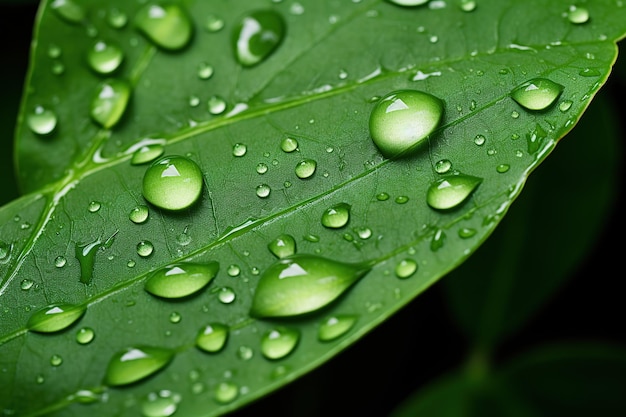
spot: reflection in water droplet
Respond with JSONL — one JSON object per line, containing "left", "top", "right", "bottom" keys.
{"left": 261, "top": 327, "right": 300, "bottom": 360}
{"left": 132, "top": 144, "right": 165, "bottom": 165}
{"left": 142, "top": 155, "right": 203, "bottom": 211}
{"left": 141, "top": 390, "right": 181, "bottom": 417}
{"left": 321, "top": 203, "right": 351, "bottom": 229}
{"left": 145, "top": 262, "right": 219, "bottom": 299}
{"left": 51, "top": 0, "right": 85, "bottom": 24}
{"left": 87, "top": 40, "right": 124, "bottom": 75}
{"left": 196, "top": 323, "right": 229, "bottom": 353}
{"left": 295, "top": 159, "right": 317, "bottom": 179}
{"left": 376, "top": 192, "right": 390, "bottom": 201}
{"left": 214, "top": 381, "right": 238, "bottom": 404}
{"left": 496, "top": 164, "right": 510, "bottom": 173}
{"left": 559, "top": 100, "right": 573, "bottom": 112}
{"left": 369, "top": 89, "right": 444, "bottom": 158}
{"left": 227, "top": 264, "right": 241, "bottom": 277}
{"left": 268, "top": 234, "right": 296, "bottom": 259}
{"left": 395, "top": 259, "right": 418, "bottom": 278}
{"left": 137, "top": 240, "right": 154, "bottom": 257}
{"left": 232, "top": 9, "right": 286, "bottom": 67}
{"left": 76, "top": 327, "right": 95, "bottom": 344}
{"left": 90, "top": 78, "right": 131, "bottom": 129}
{"left": 134, "top": 3, "right": 193, "bottom": 50}
{"left": 27, "top": 303, "right": 86, "bottom": 333}
{"left": 129, "top": 205, "right": 150, "bottom": 224}
{"left": 104, "top": 346, "right": 175, "bottom": 386}
{"left": 474, "top": 134, "right": 486, "bottom": 146}
{"left": 318, "top": 315, "right": 357, "bottom": 342}
{"left": 28, "top": 106, "right": 58, "bottom": 136}
{"left": 459, "top": 0, "right": 477, "bottom": 12}
{"left": 256, "top": 162, "right": 268, "bottom": 174}
{"left": 510, "top": 78, "right": 564, "bottom": 111}
{"left": 426, "top": 174, "right": 482, "bottom": 210}
{"left": 395, "top": 196, "right": 409, "bottom": 204}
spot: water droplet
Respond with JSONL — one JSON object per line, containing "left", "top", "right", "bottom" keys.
{"left": 137, "top": 240, "right": 154, "bottom": 257}
{"left": 227, "top": 264, "right": 241, "bottom": 277}
{"left": 104, "top": 346, "right": 175, "bottom": 386}
{"left": 20, "top": 279, "right": 34, "bottom": 290}
{"left": 54, "top": 255, "right": 67, "bottom": 268}
{"left": 385, "top": 0, "right": 429, "bottom": 6}
{"left": 208, "top": 95, "right": 227, "bottom": 114}
{"left": 281, "top": 137, "right": 298, "bottom": 153}
{"left": 131, "top": 144, "right": 165, "bottom": 165}
{"left": 395, "top": 195, "right": 409, "bottom": 204}
{"left": 51, "top": 0, "right": 85, "bottom": 24}
{"left": 27, "top": 106, "right": 57, "bottom": 136}
{"left": 459, "top": 0, "right": 477, "bottom": 12}
{"left": 434, "top": 159, "right": 452, "bottom": 174}
{"left": 107, "top": 7, "right": 128, "bottom": 28}
{"left": 237, "top": 345, "right": 253, "bottom": 361}
{"left": 430, "top": 228, "right": 446, "bottom": 251}
{"left": 510, "top": 78, "right": 564, "bottom": 111}
{"left": 87, "top": 40, "right": 124, "bottom": 75}
{"left": 76, "top": 327, "right": 95, "bottom": 344}
{"left": 145, "top": 262, "right": 218, "bottom": 299}
{"left": 256, "top": 162, "right": 268, "bottom": 174}
{"left": 75, "top": 238, "right": 102, "bottom": 284}
{"left": 88, "top": 201, "right": 101, "bottom": 213}
{"left": 261, "top": 327, "right": 300, "bottom": 360}
{"left": 256, "top": 184, "right": 271, "bottom": 198}
{"left": 426, "top": 173, "right": 482, "bottom": 210}
{"left": 90, "top": 78, "right": 131, "bottom": 129}
{"left": 318, "top": 315, "right": 357, "bottom": 342}
{"left": 369, "top": 90, "right": 444, "bottom": 158}
{"left": 48, "top": 43, "right": 62, "bottom": 58}
{"left": 579, "top": 68, "right": 601, "bottom": 77}
{"left": 321, "top": 203, "right": 351, "bottom": 229}
{"left": 355, "top": 227, "right": 372, "bottom": 240}
{"left": 195, "top": 323, "right": 229, "bottom": 353}
{"left": 232, "top": 10, "right": 285, "bottom": 67}
{"left": 142, "top": 155, "right": 203, "bottom": 211}
{"left": 496, "top": 164, "right": 510, "bottom": 173}
{"left": 167, "top": 311, "right": 181, "bottom": 324}
{"left": 295, "top": 159, "right": 317, "bottom": 179}
{"left": 567, "top": 5, "right": 590, "bottom": 24}
{"left": 458, "top": 227, "right": 476, "bottom": 238}
{"left": 526, "top": 123, "right": 547, "bottom": 154}
{"left": 250, "top": 254, "right": 371, "bottom": 318}
{"left": 218, "top": 287, "right": 236, "bottom": 304}
{"left": 134, "top": 3, "right": 193, "bottom": 50}
{"left": 395, "top": 258, "right": 418, "bottom": 278}
{"left": 188, "top": 95, "right": 200, "bottom": 107}
{"left": 214, "top": 381, "right": 238, "bottom": 404}
{"left": 559, "top": 100, "right": 573, "bottom": 112}
{"left": 142, "top": 390, "right": 181, "bottom": 417}
{"left": 511, "top": 110, "right": 520, "bottom": 119}
{"left": 268, "top": 234, "right": 296, "bottom": 259}
{"left": 474, "top": 134, "right": 486, "bottom": 146}
{"left": 205, "top": 14, "right": 224, "bottom": 32}
{"left": 50, "top": 354, "right": 63, "bottom": 367}
{"left": 197, "top": 62, "right": 214, "bottom": 79}
{"left": 232, "top": 143, "right": 247, "bottom": 157}
{"left": 376, "top": 192, "right": 390, "bottom": 201}
{"left": 27, "top": 303, "right": 86, "bottom": 333}
{"left": 129, "top": 205, "right": 150, "bottom": 224}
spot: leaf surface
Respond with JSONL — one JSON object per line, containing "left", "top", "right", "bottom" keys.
{"left": 2, "top": 0, "right": 626, "bottom": 416}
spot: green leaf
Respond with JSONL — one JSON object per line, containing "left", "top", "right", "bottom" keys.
{"left": 442, "top": 91, "right": 621, "bottom": 350}
{"left": 2, "top": 1, "right": 626, "bottom": 416}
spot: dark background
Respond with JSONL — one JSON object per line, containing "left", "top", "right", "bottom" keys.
{"left": 1, "top": 2, "right": 624, "bottom": 416}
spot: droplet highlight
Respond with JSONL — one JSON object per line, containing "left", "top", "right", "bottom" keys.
{"left": 27, "top": 106, "right": 57, "bottom": 136}
{"left": 268, "top": 234, "right": 296, "bottom": 259}
{"left": 260, "top": 327, "right": 300, "bottom": 360}
{"left": 321, "top": 203, "right": 351, "bottom": 229}
{"left": 142, "top": 155, "right": 203, "bottom": 211}
{"left": 90, "top": 78, "right": 131, "bottom": 129}
{"left": 134, "top": 3, "right": 193, "bottom": 50}
{"left": 104, "top": 346, "right": 175, "bottom": 386}
{"left": 195, "top": 323, "right": 229, "bottom": 353}
{"left": 318, "top": 315, "right": 357, "bottom": 342}
{"left": 87, "top": 40, "right": 124, "bottom": 75}
{"left": 145, "top": 262, "right": 219, "bottom": 299}
{"left": 427, "top": 174, "right": 482, "bottom": 210}
{"left": 295, "top": 159, "right": 317, "bottom": 179}
{"left": 510, "top": 78, "right": 564, "bottom": 111}
{"left": 27, "top": 303, "right": 87, "bottom": 333}
{"left": 232, "top": 10, "right": 286, "bottom": 67}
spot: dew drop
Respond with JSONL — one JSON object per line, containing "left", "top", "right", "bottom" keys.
{"left": 88, "top": 201, "right": 101, "bottom": 213}
{"left": 430, "top": 228, "right": 446, "bottom": 251}
{"left": 195, "top": 323, "right": 229, "bottom": 353}
{"left": 21, "top": 279, "right": 34, "bottom": 290}
{"left": 321, "top": 203, "right": 351, "bottom": 229}
{"left": 50, "top": 354, "right": 63, "bottom": 367}
{"left": 261, "top": 327, "right": 300, "bottom": 360}
{"left": 355, "top": 227, "right": 372, "bottom": 239}
{"left": 474, "top": 134, "right": 486, "bottom": 146}
{"left": 256, "top": 162, "right": 268, "bottom": 174}
{"left": 579, "top": 68, "right": 601, "bottom": 77}
{"left": 129, "top": 205, "right": 150, "bottom": 224}
{"left": 295, "top": 159, "right": 317, "bottom": 179}
{"left": 142, "top": 390, "right": 181, "bottom": 417}
{"left": 104, "top": 346, "right": 175, "bottom": 386}
{"left": 214, "top": 382, "right": 238, "bottom": 404}
{"left": 76, "top": 327, "right": 95, "bottom": 344}
{"left": 54, "top": 255, "right": 67, "bottom": 268}
{"left": 51, "top": 0, "right": 85, "bottom": 24}
{"left": 318, "top": 315, "right": 358, "bottom": 342}
{"left": 459, "top": 0, "right": 477, "bottom": 12}
{"left": 205, "top": 14, "right": 224, "bottom": 32}
{"left": 218, "top": 287, "right": 236, "bottom": 304}
{"left": 567, "top": 5, "right": 590, "bottom": 24}
{"left": 426, "top": 173, "right": 482, "bottom": 210}
{"left": 188, "top": 95, "right": 200, "bottom": 107}
{"left": 526, "top": 123, "right": 547, "bottom": 154}
{"left": 107, "top": 7, "right": 128, "bottom": 29}
{"left": 559, "top": 100, "right": 573, "bottom": 112}
{"left": 395, "top": 196, "right": 409, "bottom": 204}
{"left": 87, "top": 40, "right": 124, "bottom": 75}
{"left": 434, "top": 159, "right": 452, "bottom": 174}
{"left": 385, "top": 0, "right": 430, "bottom": 6}
{"left": 137, "top": 240, "right": 154, "bottom": 257}
{"left": 134, "top": 3, "right": 193, "bottom": 50}
{"left": 369, "top": 90, "right": 444, "bottom": 158}
{"left": 458, "top": 227, "right": 477, "bottom": 238}
{"left": 0, "top": 241, "right": 10, "bottom": 261}
{"left": 237, "top": 345, "right": 254, "bottom": 361}
{"left": 281, "top": 137, "right": 298, "bottom": 153}
{"left": 232, "top": 10, "right": 286, "bottom": 67}
{"left": 496, "top": 164, "right": 510, "bottom": 173}
{"left": 511, "top": 110, "right": 520, "bottom": 119}
{"left": 168, "top": 311, "right": 181, "bottom": 324}
{"left": 268, "top": 234, "right": 296, "bottom": 259}
{"left": 256, "top": 184, "right": 271, "bottom": 198}
{"left": 131, "top": 144, "right": 165, "bottom": 165}
{"left": 395, "top": 258, "right": 418, "bottom": 279}
{"left": 90, "top": 78, "right": 131, "bottom": 129}
{"left": 232, "top": 143, "right": 247, "bottom": 157}
{"left": 27, "top": 106, "right": 57, "bottom": 136}
{"left": 250, "top": 254, "right": 371, "bottom": 318}
{"left": 510, "top": 78, "right": 564, "bottom": 111}
{"left": 227, "top": 264, "right": 241, "bottom": 277}
{"left": 142, "top": 155, "right": 203, "bottom": 211}
{"left": 208, "top": 95, "right": 227, "bottom": 114}
{"left": 197, "top": 62, "right": 214, "bottom": 79}
{"left": 145, "top": 262, "right": 218, "bottom": 299}
{"left": 48, "top": 43, "right": 62, "bottom": 58}
{"left": 27, "top": 303, "right": 86, "bottom": 333}
{"left": 376, "top": 192, "right": 390, "bottom": 201}
{"left": 75, "top": 238, "right": 102, "bottom": 284}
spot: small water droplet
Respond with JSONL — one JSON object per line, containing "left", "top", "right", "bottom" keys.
{"left": 430, "top": 228, "right": 446, "bottom": 251}
{"left": 369, "top": 90, "right": 444, "bottom": 158}
{"left": 256, "top": 184, "right": 271, "bottom": 198}
{"left": 355, "top": 227, "right": 372, "bottom": 240}
{"left": 168, "top": 312, "right": 181, "bottom": 324}
{"left": 567, "top": 5, "right": 590, "bottom": 24}
{"left": 87, "top": 40, "right": 124, "bottom": 75}
{"left": 90, "top": 78, "right": 131, "bottom": 129}
{"left": 76, "top": 327, "right": 95, "bottom": 344}
{"left": 559, "top": 100, "right": 573, "bottom": 112}
{"left": 48, "top": 43, "right": 62, "bottom": 58}
{"left": 268, "top": 234, "right": 296, "bottom": 259}
{"left": 142, "top": 155, "right": 203, "bottom": 211}
{"left": 54, "top": 255, "right": 67, "bottom": 268}
{"left": 27, "top": 303, "right": 86, "bottom": 333}
{"left": 134, "top": 3, "right": 193, "bottom": 50}
{"left": 205, "top": 14, "right": 224, "bottom": 32}
{"left": 104, "top": 346, "right": 175, "bottom": 386}
{"left": 107, "top": 7, "right": 128, "bottom": 28}
{"left": 395, "top": 258, "right": 418, "bottom": 278}
{"left": 214, "top": 381, "right": 238, "bottom": 404}
{"left": 129, "top": 205, "right": 150, "bottom": 224}
{"left": 318, "top": 315, "right": 357, "bottom": 342}
{"left": 0, "top": 241, "right": 10, "bottom": 262}
{"left": 295, "top": 159, "right": 317, "bottom": 179}
{"left": 256, "top": 162, "right": 268, "bottom": 174}
{"left": 88, "top": 201, "right": 101, "bottom": 213}
{"left": 75, "top": 238, "right": 103, "bottom": 284}
{"left": 261, "top": 327, "right": 300, "bottom": 360}
{"left": 427, "top": 173, "right": 482, "bottom": 210}
{"left": 526, "top": 123, "right": 547, "bottom": 154}
{"left": 145, "top": 262, "right": 219, "bottom": 299}
{"left": 218, "top": 287, "right": 236, "bottom": 304}
{"left": 27, "top": 106, "right": 57, "bottom": 136}
{"left": 376, "top": 192, "right": 390, "bottom": 201}
{"left": 321, "top": 203, "right": 351, "bottom": 229}
{"left": 511, "top": 110, "right": 520, "bottom": 119}
{"left": 474, "top": 134, "right": 486, "bottom": 146}
{"left": 20, "top": 279, "right": 34, "bottom": 290}
{"left": 579, "top": 68, "right": 601, "bottom": 77}
{"left": 496, "top": 164, "right": 510, "bottom": 173}
{"left": 385, "top": 0, "right": 429, "bottom": 6}
{"left": 197, "top": 62, "right": 214, "bottom": 79}
{"left": 195, "top": 323, "right": 229, "bottom": 353}
{"left": 232, "top": 143, "right": 247, "bottom": 157}
{"left": 141, "top": 390, "right": 181, "bottom": 417}
{"left": 510, "top": 78, "right": 564, "bottom": 111}
{"left": 458, "top": 227, "right": 476, "bottom": 238}
{"left": 237, "top": 345, "right": 254, "bottom": 361}
{"left": 131, "top": 144, "right": 165, "bottom": 165}
{"left": 137, "top": 240, "right": 154, "bottom": 257}
{"left": 280, "top": 137, "right": 298, "bottom": 153}
{"left": 127, "top": 260, "right": 136, "bottom": 268}
{"left": 51, "top": 0, "right": 85, "bottom": 24}
{"left": 50, "top": 354, "right": 63, "bottom": 367}
{"left": 232, "top": 10, "right": 286, "bottom": 67}
{"left": 434, "top": 159, "right": 452, "bottom": 174}
{"left": 395, "top": 196, "right": 409, "bottom": 204}
{"left": 250, "top": 254, "right": 371, "bottom": 318}
{"left": 208, "top": 96, "right": 227, "bottom": 114}
{"left": 227, "top": 264, "right": 241, "bottom": 277}
{"left": 459, "top": 0, "right": 477, "bottom": 11}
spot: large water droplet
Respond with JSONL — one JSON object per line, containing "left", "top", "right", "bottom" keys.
{"left": 51, "top": 0, "right": 85, "bottom": 24}
{"left": 142, "top": 155, "right": 203, "bottom": 211}
{"left": 250, "top": 254, "right": 371, "bottom": 318}
{"left": 369, "top": 90, "right": 444, "bottom": 158}
{"left": 137, "top": 240, "right": 155, "bottom": 257}
{"left": 281, "top": 137, "right": 298, "bottom": 153}
{"left": 27, "top": 303, "right": 86, "bottom": 333}
{"left": 145, "top": 262, "right": 219, "bottom": 299}
{"left": 426, "top": 173, "right": 482, "bottom": 210}
{"left": 195, "top": 322, "right": 229, "bottom": 353}
{"left": 395, "top": 258, "right": 418, "bottom": 278}
{"left": 76, "top": 327, "right": 95, "bottom": 344}
{"left": 75, "top": 238, "right": 102, "bottom": 284}
{"left": 90, "top": 78, "right": 131, "bottom": 129}
{"left": 567, "top": 5, "right": 590, "bottom": 24}
{"left": 295, "top": 159, "right": 317, "bottom": 179}
{"left": 268, "top": 234, "right": 296, "bottom": 259}
{"left": 321, "top": 203, "right": 351, "bottom": 229}
{"left": 104, "top": 346, "right": 175, "bottom": 386}
{"left": 318, "top": 315, "right": 357, "bottom": 342}
{"left": 88, "top": 40, "right": 124, "bottom": 75}
{"left": 129, "top": 205, "right": 150, "bottom": 224}
{"left": 232, "top": 10, "right": 285, "bottom": 67}
{"left": 260, "top": 327, "right": 300, "bottom": 360}
{"left": 134, "top": 3, "right": 193, "bottom": 51}
{"left": 510, "top": 78, "right": 564, "bottom": 111}
{"left": 132, "top": 144, "right": 165, "bottom": 165}
{"left": 256, "top": 184, "right": 271, "bottom": 198}
{"left": 142, "top": 390, "right": 181, "bottom": 417}
{"left": 27, "top": 106, "right": 57, "bottom": 136}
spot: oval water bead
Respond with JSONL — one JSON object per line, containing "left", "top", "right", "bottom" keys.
{"left": 232, "top": 9, "right": 286, "bottom": 67}
{"left": 369, "top": 90, "right": 444, "bottom": 158}
{"left": 145, "top": 262, "right": 219, "bottom": 299}
{"left": 142, "top": 155, "right": 203, "bottom": 211}
{"left": 76, "top": 327, "right": 95, "bottom": 344}
{"left": 395, "top": 258, "right": 418, "bottom": 279}
{"left": 321, "top": 203, "right": 351, "bottom": 229}
{"left": 195, "top": 322, "right": 229, "bottom": 353}
{"left": 385, "top": 0, "right": 430, "bottom": 6}
{"left": 27, "top": 303, "right": 86, "bottom": 333}
{"left": 51, "top": 0, "right": 85, "bottom": 24}
{"left": 318, "top": 314, "right": 357, "bottom": 342}
{"left": 250, "top": 254, "right": 371, "bottom": 318}
{"left": 90, "top": 78, "right": 131, "bottom": 129}
{"left": 295, "top": 159, "right": 317, "bottom": 179}
{"left": 28, "top": 105, "right": 58, "bottom": 136}
{"left": 87, "top": 40, "right": 124, "bottom": 75}
{"left": 426, "top": 173, "right": 483, "bottom": 210}
{"left": 132, "top": 144, "right": 165, "bottom": 165}
{"left": 134, "top": 3, "right": 193, "bottom": 50}
{"left": 567, "top": 5, "right": 590, "bottom": 24}
{"left": 268, "top": 234, "right": 296, "bottom": 259}
{"left": 141, "top": 390, "right": 181, "bottom": 417}
{"left": 104, "top": 346, "right": 175, "bottom": 386}
{"left": 129, "top": 205, "right": 150, "bottom": 224}
{"left": 281, "top": 137, "right": 298, "bottom": 153}
{"left": 510, "top": 78, "right": 564, "bottom": 111}
{"left": 214, "top": 381, "right": 238, "bottom": 404}
{"left": 137, "top": 240, "right": 154, "bottom": 257}
{"left": 260, "top": 327, "right": 300, "bottom": 360}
